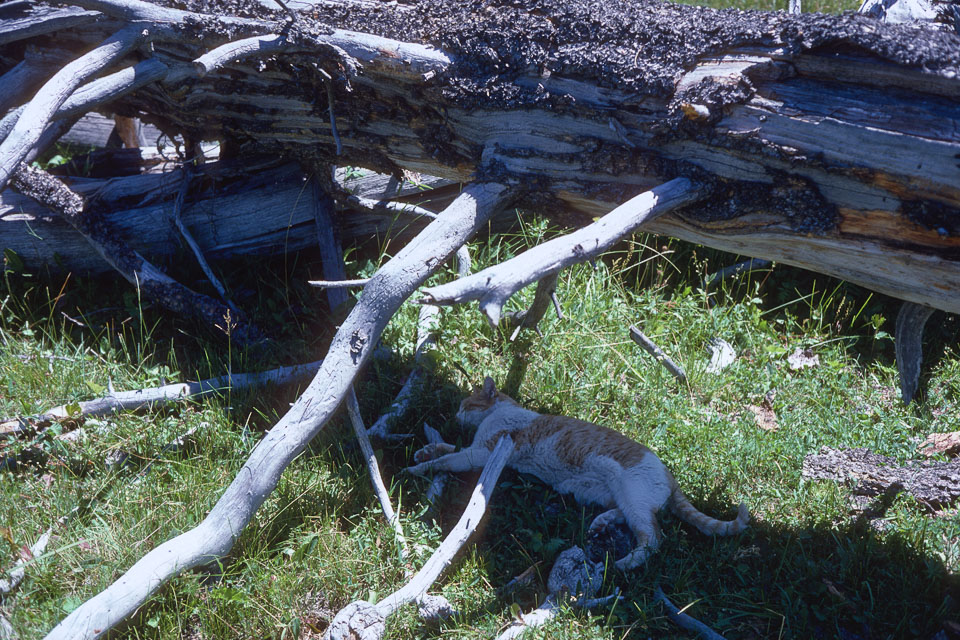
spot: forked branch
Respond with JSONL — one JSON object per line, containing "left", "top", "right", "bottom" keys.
{"left": 42, "top": 181, "right": 511, "bottom": 640}
{"left": 420, "top": 178, "right": 706, "bottom": 327}
{"left": 325, "top": 436, "right": 515, "bottom": 640}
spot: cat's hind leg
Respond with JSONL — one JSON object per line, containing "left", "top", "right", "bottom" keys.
{"left": 615, "top": 510, "right": 661, "bottom": 571}
{"left": 405, "top": 447, "right": 491, "bottom": 476}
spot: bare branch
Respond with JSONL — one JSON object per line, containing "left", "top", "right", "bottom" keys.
{"left": 0, "top": 4, "right": 98, "bottom": 47}
{"left": 0, "top": 360, "right": 325, "bottom": 437}
{"left": 420, "top": 178, "right": 706, "bottom": 327}
{"left": 504, "top": 271, "right": 560, "bottom": 341}
{"left": 9, "top": 165, "right": 265, "bottom": 346}
{"left": 654, "top": 586, "right": 728, "bottom": 640}
{"left": 0, "top": 25, "right": 148, "bottom": 191}
{"left": 629, "top": 325, "right": 687, "bottom": 384}
{"left": 366, "top": 305, "right": 439, "bottom": 441}
{"left": 421, "top": 423, "right": 449, "bottom": 510}
{"left": 308, "top": 278, "right": 370, "bottom": 289}
{"left": 169, "top": 166, "right": 239, "bottom": 313}
{"left": 193, "top": 34, "right": 300, "bottom": 76}
{"left": 345, "top": 388, "right": 408, "bottom": 562}
{"left": 42, "top": 181, "right": 511, "bottom": 640}
{"left": 375, "top": 435, "right": 513, "bottom": 617}
{"left": 701, "top": 258, "right": 771, "bottom": 290}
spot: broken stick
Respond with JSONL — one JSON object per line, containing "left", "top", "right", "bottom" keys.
{"left": 325, "top": 435, "right": 515, "bottom": 640}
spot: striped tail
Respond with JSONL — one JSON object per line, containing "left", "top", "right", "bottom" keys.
{"left": 669, "top": 491, "right": 749, "bottom": 536}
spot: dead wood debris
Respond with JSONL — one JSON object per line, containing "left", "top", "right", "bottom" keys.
{"left": 802, "top": 446, "right": 960, "bottom": 512}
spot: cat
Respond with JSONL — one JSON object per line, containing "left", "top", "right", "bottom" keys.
{"left": 406, "top": 377, "right": 749, "bottom": 570}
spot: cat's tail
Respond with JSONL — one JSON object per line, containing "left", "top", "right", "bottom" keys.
{"left": 669, "top": 491, "right": 749, "bottom": 536}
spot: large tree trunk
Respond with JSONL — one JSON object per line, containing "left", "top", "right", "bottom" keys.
{"left": 3, "top": 0, "right": 958, "bottom": 310}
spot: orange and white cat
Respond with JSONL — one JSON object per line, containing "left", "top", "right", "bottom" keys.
{"left": 406, "top": 377, "right": 749, "bottom": 570}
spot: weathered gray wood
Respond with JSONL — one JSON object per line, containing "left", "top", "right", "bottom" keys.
{"left": 802, "top": 447, "right": 960, "bottom": 510}
{"left": 421, "top": 178, "right": 705, "bottom": 326}
{"left": 5, "top": 0, "right": 958, "bottom": 313}
{"left": 0, "top": 25, "right": 147, "bottom": 189}
{"left": 0, "top": 162, "right": 477, "bottom": 275}
{"left": 42, "top": 181, "right": 512, "bottom": 640}
{"left": 0, "top": 3, "right": 98, "bottom": 46}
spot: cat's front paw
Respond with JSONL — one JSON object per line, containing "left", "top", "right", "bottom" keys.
{"left": 413, "top": 442, "right": 456, "bottom": 464}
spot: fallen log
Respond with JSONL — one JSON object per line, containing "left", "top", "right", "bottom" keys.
{"left": 0, "top": 161, "right": 464, "bottom": 275}
{"left": 2, "top": 0, "right": 957, "bottom": 311}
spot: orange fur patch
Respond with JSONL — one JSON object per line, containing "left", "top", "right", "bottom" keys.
{"left": 459, "top": 387, "right": 519, "bottom": 413}
{"left": 482, "top": 414, "right": 651, "bottom": 468}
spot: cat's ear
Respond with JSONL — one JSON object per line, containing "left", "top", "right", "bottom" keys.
{"left": 483, "top": 376, "right": 497, "bottom": 399}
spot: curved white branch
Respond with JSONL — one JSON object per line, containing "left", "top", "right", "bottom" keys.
{"left": 0, "top": 25, "right": 147, "bottom": 191}
{"left": 42, "top": 181, "right": 511, "bottom": 640}
{"left": 376, "top": 435, "right": 514, "bottom": 616}
{"left": 420, "top": 178, "right": 706, "bottom": 327}
{"left": 193, "top": 34, "right": 301, "bottom": 76}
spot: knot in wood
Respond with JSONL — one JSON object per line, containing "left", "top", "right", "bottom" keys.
{"left": 350, "top": 329, "right": 368, "bottom": 363}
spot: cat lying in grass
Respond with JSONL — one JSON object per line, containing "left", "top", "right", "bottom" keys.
{"left": 407, "top": 377, "right": 749, "bottom": 570}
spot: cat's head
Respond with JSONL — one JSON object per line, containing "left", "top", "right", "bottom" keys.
{"left": 456, "top": 376, "right": 518, "bottom": 427}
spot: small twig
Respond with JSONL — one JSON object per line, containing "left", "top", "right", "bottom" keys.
{"left": 132, "top": 424, "right": 203, "bottom": 482}
{"left": 308, "top": 278, "right": 370, "bottom": 289}
{"left": 421, "top": 422, "right": 449, "bottom": 510}
{"left": 628, "top": 325, "right": 687, "bottom": 384}
{"left": 170, "top": 165, "right": 239, "bottom": 313}
{"left": 788, "top": 0, "right": 802, "bottom": 13}
{"left": 550, "top": 289, "right": 564, "bottom": 320}
{"left": 345, "top": 194, "right": 439, "bottom": 220}
{"left": 316, "top": 68, "right": 343, "bottom": 156}
{"left": 345, "top": 387, "right": 408, "bottom": 563}
{"left": 653, "top": 586, "right": 727, "bottom": 640}
{"left": 505, "top": 271, "right": 560, "bottom": 341}
{"left": 272, "top": 0, "right": 299, "bottom": 23}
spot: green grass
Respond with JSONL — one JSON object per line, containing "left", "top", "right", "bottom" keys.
{"left": 0, "top": 1, "right": 952, "bottom": 634}
{"left": 1, "top": 208, "right": 957, "bottom": 639}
